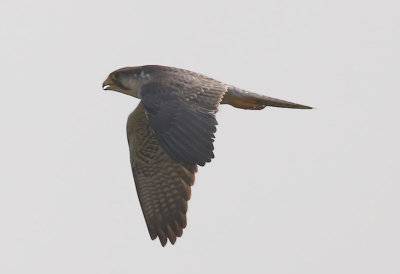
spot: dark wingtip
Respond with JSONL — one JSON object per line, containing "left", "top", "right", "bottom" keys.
{"left": 159, "top": 236, "right": 168, "bottom": 247}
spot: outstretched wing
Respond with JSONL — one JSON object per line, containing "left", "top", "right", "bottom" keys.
{"left": 127, "top": 103, "right": 198, "bottom": 246}
{"left": 140, "top": 75, "right": 226, "bottom": 166}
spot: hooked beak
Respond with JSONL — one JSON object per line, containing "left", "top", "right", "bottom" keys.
{"left": 102, "top": 77, "right": 113, "bottom": 90}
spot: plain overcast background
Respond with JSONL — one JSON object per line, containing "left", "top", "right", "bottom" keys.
{"left": 1, "top": 0, "right": 399, "bottom": 273}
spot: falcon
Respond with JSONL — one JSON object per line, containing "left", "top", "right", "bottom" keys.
{"left": 102, "top": 65, "right": 312, "bottom": 246}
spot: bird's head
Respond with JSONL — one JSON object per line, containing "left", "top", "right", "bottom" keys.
{"left": 102, "top": 67, "right": 150, "bottom": 98}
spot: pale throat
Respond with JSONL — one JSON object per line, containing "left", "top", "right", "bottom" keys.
{"left": 121, "top": 71, "right": 151, "bottom": 98}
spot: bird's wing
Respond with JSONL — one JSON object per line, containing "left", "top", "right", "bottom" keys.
{"left": 127, "top": 103, "right": 198, "bottom": 246}
{"left": 139, "top": 79, "right": 226, "bottom": 166}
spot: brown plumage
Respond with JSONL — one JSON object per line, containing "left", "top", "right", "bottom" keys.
{"left": 102, "top": 65, "right": 312, "bottom": 246}
{"left": 127, "top": 103, "right": 197, "bottom": 245}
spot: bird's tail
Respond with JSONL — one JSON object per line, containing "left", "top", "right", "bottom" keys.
{"left": 221, "top": 86, "right": 312, "bottom": 110}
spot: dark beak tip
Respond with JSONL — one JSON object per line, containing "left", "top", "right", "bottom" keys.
{"left": 102, "top": 82, "right": 110, "bottom": 90}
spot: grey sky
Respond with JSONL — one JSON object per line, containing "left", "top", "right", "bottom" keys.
{"left": 1, "top": 0, "right": 399, "bottom": 273}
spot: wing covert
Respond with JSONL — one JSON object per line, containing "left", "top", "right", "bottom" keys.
{"left": 140, "top": 79, "right": 226, "bottom": 166}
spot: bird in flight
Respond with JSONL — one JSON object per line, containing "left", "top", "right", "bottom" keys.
{"left": 102, "top": 65, "right": 312, "bottom": 246}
